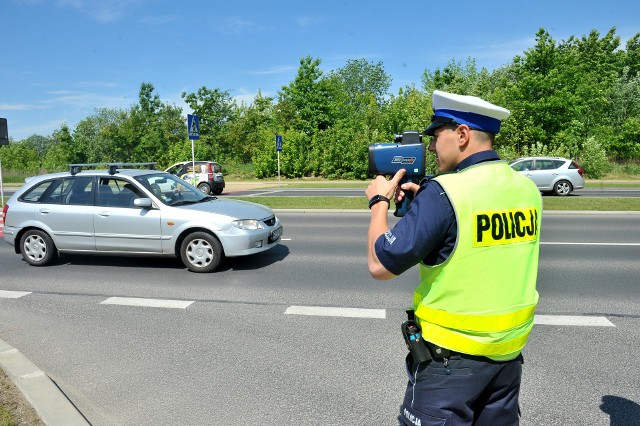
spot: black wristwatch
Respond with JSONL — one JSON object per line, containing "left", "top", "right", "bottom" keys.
{"left": 369, "top": 194, "right": 390, "bottom": 209}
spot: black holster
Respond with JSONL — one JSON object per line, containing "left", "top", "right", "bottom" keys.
{"left": 401, "top": 310, "right": 432, "bottom": 364}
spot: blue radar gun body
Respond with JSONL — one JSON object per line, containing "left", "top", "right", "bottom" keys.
{"left": 368, "top": 130, "right": 426, "bottom": 217}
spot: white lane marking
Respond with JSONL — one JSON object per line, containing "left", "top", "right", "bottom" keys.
{"left": 245, "top": 190, "right": 281, "bottom": 196}
{"left": 281, "top": 238, "right": 292, "bottom": 241}
{"left": 285, "top": 305, "right": 386, "bottom": 319}
{"left": 534, "top": 315, "right": 615, "bottom": 327}
{"left": 541, "top": 242, "right": 640, "bottom": 246}
{"left": 100, "top": 297, "right": 193, "bottom": 309}
{"left": 0, "top": 290, "right": 32, "bottom": 299}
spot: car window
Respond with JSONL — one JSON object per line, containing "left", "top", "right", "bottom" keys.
{"left": 166, "top": 164, "right": 183, "bottom": 175}
{"left": 511, "top": 160, "right": 533, "bottom": 171}
{"left": 187, "top": 163, "right": 207, "bottom": 174}
{"left": 38, "top": 176, "right": 94, "bottom": 205}
{"left": 568, "top": 161, "right": 579, "bottom": 169}
{"left": 135, "top": 173, "right": 207, "bottom": 206}
{"left": 19, "top": 179, "right": 57, "bottom": 202}
{"left": 98, "top": 178, "right": 145, "bottom": 208}
{"left": 535, "top": 160, "right": 557, "bottom": 170}
{"left": 552, "top": 160, "right": 566, "bottom": 168}
{"left": 211, "top": 163, "right": 221, "bottom": 173}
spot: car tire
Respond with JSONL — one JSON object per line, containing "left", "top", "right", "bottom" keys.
{"left": 197, "top": 182, "right": 211, "bottom": 194}
{"left": 19, "top": 229, "right": 57, "bottom": 266}
{"left": 553, "top": 180, "right": 573, "bottom": 196}
{"left": 213, "top": 188, "right": 223, "bottom": 195}
{"left": 180, "top": 232, "right": 224, "bottom": 273}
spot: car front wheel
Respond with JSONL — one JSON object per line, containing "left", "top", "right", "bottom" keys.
{"left": 180, "top": 232, "right": 224, "bottom": 273}
{"left": 19, "top": 229, "right": 57, "bottom": 266}
{"left": 553, "top": 180, "right": 573, "bottom": 196}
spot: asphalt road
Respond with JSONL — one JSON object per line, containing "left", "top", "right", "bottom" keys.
{"left": 225, "top": 187, "right": 640, "bottom": 198}
{"left": 0, "top": 212, "right": 639, "bottom": 425}
{"left": 3, "top": 186, "right": 640, "bottom": 199}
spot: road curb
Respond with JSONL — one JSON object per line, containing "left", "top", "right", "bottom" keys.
{"left": 0, "top": 338, "right": 89, "bottom": 426}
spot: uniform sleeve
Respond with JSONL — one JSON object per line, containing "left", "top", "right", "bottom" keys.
{"left": 374, "top": 181, "right": 455, "bottom": 276}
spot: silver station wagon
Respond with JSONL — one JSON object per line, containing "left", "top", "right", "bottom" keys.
{"left": 2, "top": 163, "right": 283, "bottom": 272}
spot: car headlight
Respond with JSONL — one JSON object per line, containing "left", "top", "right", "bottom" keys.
{"left": 232, "top": 219, "right": 263, "bottom": 230}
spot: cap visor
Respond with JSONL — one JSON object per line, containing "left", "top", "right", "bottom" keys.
{"left": 423, "top": 121, "right": 447, "bottom": 136}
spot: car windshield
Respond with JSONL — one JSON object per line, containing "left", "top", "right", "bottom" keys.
{"left": 134, "top": 173, "right": 210, "bottom": 206}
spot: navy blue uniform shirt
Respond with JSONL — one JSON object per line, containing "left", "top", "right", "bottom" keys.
{"left": 374, "top": 150, "right": 501, "bottom": 276}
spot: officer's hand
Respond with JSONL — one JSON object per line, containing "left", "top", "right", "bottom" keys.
{"left": 366, "top": 169, "right": 406, "bottom": 200}
{"left": 396, "top": 180, "right": 420, "bottom": 203}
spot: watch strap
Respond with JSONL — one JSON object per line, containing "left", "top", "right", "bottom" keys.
{"left": 369, "top": 194, "right": 390, "bottom": 209}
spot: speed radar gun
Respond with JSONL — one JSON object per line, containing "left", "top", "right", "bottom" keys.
{"left": 368, "top": 130, "right": 426, "bottom": 217}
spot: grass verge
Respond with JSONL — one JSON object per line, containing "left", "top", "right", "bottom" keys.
{"left": 230, "top": 196, "right": 640, "bottom": 211}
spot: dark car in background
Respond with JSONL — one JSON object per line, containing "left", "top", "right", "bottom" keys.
{"left": 509, "top": 156, "right": 585, "bottom": 196}
{"left": 165, "top": 161, "right": 225, "bottom": 195}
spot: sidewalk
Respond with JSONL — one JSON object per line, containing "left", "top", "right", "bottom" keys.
{"left": 0, "top": 338, "right": 89, "bottom": 425}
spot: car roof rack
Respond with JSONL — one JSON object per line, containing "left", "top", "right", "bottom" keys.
{"left": 69, "top": 162, "right": 157, "bottom": 176}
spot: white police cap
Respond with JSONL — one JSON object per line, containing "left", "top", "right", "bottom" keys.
{"left": 423, "top": 90, "right": 510, "bottom": 136}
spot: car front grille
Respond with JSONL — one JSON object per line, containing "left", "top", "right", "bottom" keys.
{"left": 262, "top": 215, "right": 276, "bottom": 227}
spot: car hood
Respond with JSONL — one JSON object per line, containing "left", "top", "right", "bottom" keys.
{"left": 176, "top": 198, "right": 274, "bottom": 219}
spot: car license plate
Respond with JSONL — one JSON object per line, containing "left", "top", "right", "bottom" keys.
{"left": 269, "top": 226, "right": 283, "bottom": 243}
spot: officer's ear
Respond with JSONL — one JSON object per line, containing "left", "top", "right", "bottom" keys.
{"left": 456, "top": 124, "right": 472, "bottom": 148}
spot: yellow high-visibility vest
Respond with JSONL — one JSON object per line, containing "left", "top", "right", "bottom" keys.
{"left": 415, "top": 160, "right": 542, "bottom": 361}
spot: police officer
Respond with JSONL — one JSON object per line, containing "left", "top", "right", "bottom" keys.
{"left": 366, "top": 90, "right": 542, "bottom": 425}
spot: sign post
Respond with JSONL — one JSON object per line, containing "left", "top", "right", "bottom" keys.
{"left": 275, "top": 134, "right": 283, "bottom": 186}
{"left": 0, "top": 118, "right": 9, "bottom": 205}
{"left": 187, "top": 114, "right": 200, "bottom": 186}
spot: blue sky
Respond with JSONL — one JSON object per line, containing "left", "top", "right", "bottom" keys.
{"left": 1, "top": 0, "right": 639, "bottom": 141}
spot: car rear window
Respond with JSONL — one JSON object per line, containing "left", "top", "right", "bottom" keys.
{"left": 19, "top": 179, "right": 57, "bottom": 202}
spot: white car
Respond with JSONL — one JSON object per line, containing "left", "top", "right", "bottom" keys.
{"left": 2, "top": 163, "right": 282, "bottom": 272}
{"left": 165, "top": 161, "right": 225, "bottom": 195}
{"left": 509, "top": 156, "right": 585, "bottom": 196}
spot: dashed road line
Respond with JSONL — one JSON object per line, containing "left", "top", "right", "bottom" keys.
{"left": 534, "top": 315, "right": 615, "bottom": 326}
{"left": 0, "top": 290, "right": 623, "bottom": 326}
{"left": 100, "top": 297, "right": 194, "bottom": 309}
{"left": 285, "top": 305, "right": 386, "bottom": 318}
{"left": 0, "top": 290, "right": 32, "bottom": 299}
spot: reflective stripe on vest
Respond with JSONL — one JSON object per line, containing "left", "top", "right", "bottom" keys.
{"left": 420, "top": 321, "right": 533, "bottom": 356}
{"left": 415, "top": 296, "right": 538, "bottom": 332}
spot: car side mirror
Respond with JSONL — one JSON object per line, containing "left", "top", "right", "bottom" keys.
{"left": 134, "top": 198, "right": 153, "bottom": 208}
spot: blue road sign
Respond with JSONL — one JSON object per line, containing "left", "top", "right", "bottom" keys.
{"left": 188, "top": 114, "right": 200, "bottom": 140}
{"left": 275, "top": 134, "right": 283, "bottom": 152}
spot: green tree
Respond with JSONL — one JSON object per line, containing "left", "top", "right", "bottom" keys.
{"left": 0, "top": 142, "right": 39, "bottom": 174}
{"left": 72, "top": 107, "right": 125, "bottom": 163}
{"left": 225, "top": 91, "right": 275, "bottom": 164}
{"left": 579, "top": 136, "right": 610, "bottom": 178}
{"left": 42, "top": 124, "right": 75, "bottom": 172}
{"left": 278, "top": 56, "right": 337, "bottom": 137}
{"left": 422, "top": 57, "right": 492, "bottom": 98}
{"left": 181, "top": 86, "right": 235, "bottom": 162}
{"left": 21, "top": 134, "right": 52, "bottom": 163}
{"left": 332, "top": 58, "right": 391, "bottom": 111}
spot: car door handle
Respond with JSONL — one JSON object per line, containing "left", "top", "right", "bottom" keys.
{"left": 98, "top": 211, "right": 111, "bottom": 217}
{"left": 39, "top": 208, "right": 50, "bottom": 214}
